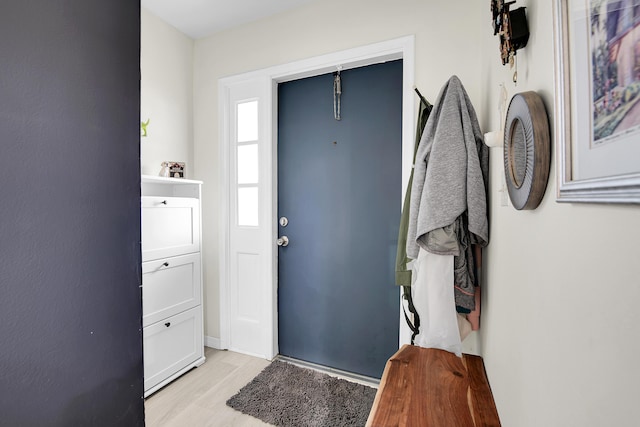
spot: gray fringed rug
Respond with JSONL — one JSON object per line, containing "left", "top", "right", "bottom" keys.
{"left": 226, "top": 361, "right": 377, "bottom": 427}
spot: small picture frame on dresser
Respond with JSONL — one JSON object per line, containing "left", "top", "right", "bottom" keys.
{"left": 167, "top": 161, "right": 185, "bottom": 178}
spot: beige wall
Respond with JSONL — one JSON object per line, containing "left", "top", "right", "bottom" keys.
{"left": 479, "top": 1, "right": 640, "bottom": 426}
{"left": 186, "top": 0, "right": 640, "bottom": 425}
{"left": 192, "top": 0, "right": 484, "bottom": 351}
{"left": 141, "top": 8, "right": 193, "bottom": 177}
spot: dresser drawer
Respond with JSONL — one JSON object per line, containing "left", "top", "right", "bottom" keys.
{"left": 142, "top": 254, "right": 201, "bottom": 328}
{"left": 143, "top": 307, "right": 204, "bottom": 392}
{"left": 141, "top": 196, "right": 200, "bottom": 261}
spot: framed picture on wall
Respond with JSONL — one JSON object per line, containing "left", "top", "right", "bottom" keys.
{"left": 554, "top": 0, "right": 640, "bottom": 203}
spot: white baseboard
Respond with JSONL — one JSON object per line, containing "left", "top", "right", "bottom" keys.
{"left": 204, "top": 335, "right": 223, "bottom": 349}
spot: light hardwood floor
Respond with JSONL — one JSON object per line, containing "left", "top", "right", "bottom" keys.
{"left": 145, "top": 347, "right": 273, "bottom": 427}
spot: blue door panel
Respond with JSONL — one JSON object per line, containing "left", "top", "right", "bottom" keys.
{"left": 277, "top": 60, "right": 402, "bottom": 378}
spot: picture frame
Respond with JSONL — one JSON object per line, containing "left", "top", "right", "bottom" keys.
{"left": 167, "top": 161, "right": 185, "bottom": 178}
{"left": 554, "top": 0, "right": 640, "bottom": 203}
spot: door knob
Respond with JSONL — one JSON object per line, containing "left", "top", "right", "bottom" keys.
{"left": 277, "top": 236, "right": 289, "bottom": 247}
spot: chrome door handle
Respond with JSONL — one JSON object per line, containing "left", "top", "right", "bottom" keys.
{"left": 276, "top": 236, "right": 289, "bottom": 247}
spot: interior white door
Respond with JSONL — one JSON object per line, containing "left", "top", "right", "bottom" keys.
{"left": 223, "top": 78, "right": 274, "bottom": 357}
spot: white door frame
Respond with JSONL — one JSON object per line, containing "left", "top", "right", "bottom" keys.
{"left": 219, "top": 35, "right": 416, "bottom": 359}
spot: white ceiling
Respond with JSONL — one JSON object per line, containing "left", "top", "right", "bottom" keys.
{"left": 141, "top": 0, "right": 316, "bottom": 39}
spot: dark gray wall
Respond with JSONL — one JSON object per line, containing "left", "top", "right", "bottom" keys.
{"left": 0, "top": 1, "right": 144, "bottom": 426}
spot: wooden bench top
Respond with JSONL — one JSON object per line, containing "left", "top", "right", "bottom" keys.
{"left": 366, "top": 345, "right": 500, "bottom": 427}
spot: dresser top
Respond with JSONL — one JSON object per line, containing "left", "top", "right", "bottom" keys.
{"left": 142, "top": 175, "right": 203, "bottom": 185}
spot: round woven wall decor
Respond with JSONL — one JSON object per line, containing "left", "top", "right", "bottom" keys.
{"left": 503, "top": 91, "right": 550, "bottom": 210}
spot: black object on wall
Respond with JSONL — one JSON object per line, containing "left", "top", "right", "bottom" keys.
{"left": 491, "top": 0, "right": 530, "bottom": 66}
{"left": 0, "top": 1, "right": 144, "bottom": 426}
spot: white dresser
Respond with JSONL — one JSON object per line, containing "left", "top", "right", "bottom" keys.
{"left": 141, "top": 175, "right": 205, "bottom": 397}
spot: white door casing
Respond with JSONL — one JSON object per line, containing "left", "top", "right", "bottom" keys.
{"left": 219, "top": 36, "right": 416, "bottom": 359}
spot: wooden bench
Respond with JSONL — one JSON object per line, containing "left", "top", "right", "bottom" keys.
{"left": 366, "top": 345, "right": 501, "bottom": 427}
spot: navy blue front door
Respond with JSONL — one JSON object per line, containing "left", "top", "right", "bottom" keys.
{"left": 277, "top": 60, "right": 402, "bottom": 378}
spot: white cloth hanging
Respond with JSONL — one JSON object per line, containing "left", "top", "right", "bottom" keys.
{"left": 411, "top": 248, "right": 462, "bottom": 357}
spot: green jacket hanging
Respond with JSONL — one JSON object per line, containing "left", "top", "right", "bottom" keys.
{"left": 395, "top": 93, "right": 432, "bottom": 286}
{"left": 395, "top": 91, "right": 432, "bottom": 344}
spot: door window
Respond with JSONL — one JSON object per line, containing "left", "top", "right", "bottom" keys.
{"left": 236, "top": 100, "right": 259, "bottom": 226}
